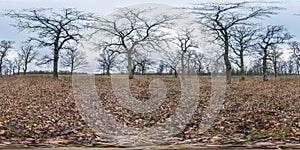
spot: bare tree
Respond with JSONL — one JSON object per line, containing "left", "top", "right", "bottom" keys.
{"left": 93, "top": 7, "right": 177, "bottom": 79}
{"left": 97, "top": 47, "right": 118, "bottom": 75}
{"left": 250, "top": 58, "right": 263, "bottom": 75}
{"left": 190, "top": 2, "right": 279, "bottom": 84}
{"left": 0, "top": 40, "right": 14, "bottom": 75}
{"left": 289, "top": 41, "right": 300, "bottom": 74}
{"left": 290, "top": 41, "right": 300, "bottom": 59}
{"left": 173, "top": 28, "right": 198, "bottom": 79}
{"left": 133, "top": 55, "right": 152, "bottom": 75}
{"left": 18, "top": 44, "right": 38, "bottom": 75}
{"left": 14, "top": 56, "right": 22, "bottom": 75}
{"left": 60, "top": 47, "right": 88, "bottom": 75}
{"left": 230, "top": 25, "right": 257, "bottom": 79}
{"left": 257, "top": 25, "right": 292, "bottom": 81}
{"left": 3, "top": 59, "right": 14, "bottom": 75}
{"left": 6, "top": 8, "right": 95, "bottom": 79}
{"left": 191, "top": 51, "right": 205, "bottom": 75}
{"left": 287, "top": 60, "right": 294, "bottom": 75}
{"left": 164, "top": 50, "right": 180, "bottom": 78}
{"left": 269, "top": 45, "right": 283, "bottom": 77}
{"left": 277, "top": 60, "right": 286, "bottom": 75}
{"left": 290, "top": 41, "right": 300, "bottom": 62}
{"left": 157, "top": 60, "right": 166, "bottom": 75}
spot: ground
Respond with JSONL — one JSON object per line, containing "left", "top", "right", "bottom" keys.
{"left": 0, "top": 74, "right": 300, "bottom": 149}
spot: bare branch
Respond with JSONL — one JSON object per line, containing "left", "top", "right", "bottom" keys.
{"left": 5, "top": 8, "right": 96, "bottom": 79}
{"left": 92, "top": 7, "right": 177, "bottom": 78}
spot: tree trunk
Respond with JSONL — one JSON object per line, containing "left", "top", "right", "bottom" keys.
{"left": 0, "top": 60, "right": 2, "bottom": 75}
{"left": 106, "top": 65, "right": 110, "bottom": 75}
{"left": 142, "top": 66, "right": 145, "bottom": 75}
{"left": 187, "top": 57, "right": 190, "bottom": 75}
{"left": 263, "top": 54, "right": 268, "bottom": 81}
{"left": 53, "top": 49, "right": 59, "bottom": 80}
{"left": 181, "top": 53, "right": 185, "bottom": 80}
{"left": 240, "top": 54, "right": 244, "bottom": 79}
{"left": 71, "top": 66, "right": 74, "bottom": 76}
{"left": 274, "top": 62, "right": 277, "bottom": 77}
{"left": 71, "top": 59, "right": 74, "bottom": 76}
{"left": 23, "top": 64, "right": 27, "bottom": 75}
{"left": 127, "top": 52, "right": 134, "bottom": 79}
{"left": 206, "top": 66, "right": 210, "bottom": 75}
{"left": 224, "top": 39, "right": 232, "bottom": 84}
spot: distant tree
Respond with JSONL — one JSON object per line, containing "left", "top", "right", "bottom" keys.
{"left": 289, "top": 41, "right": 300, "bottom": 73}
{"left": 287, "top": 59, "right": 294, "bottom": 75}
{"left": 97, "top": 47, "right": 118, "bottom": 75}
{"left": 60, "top": 47, "right": 88, "bottom": 75}
{"left": 191, "top": 1, "right": 280, "bottom": 84}
{"left": 191, "top": 51, "right": 205, "bottom": 75}
{"left": 14, "top": 56, "right": 23, "bottom": 75}
{"left": 173, "top": 28, "right": 198, "bottom": 79}
{"left": 269, "top": 45, "right": 283, "bottom": 77}
{"left": 186, "top": 50, "right": 196, "bottom": 75}
{"left": 164, "top": 50, "right": 180, "bottom": 78}
{"left": 134, "top": 55, "right": 152, "bottom": 75}
{"left": 18, "top": 44, "right": 38, "bottom": 75}
{"left": 256, "top": 25, "right": 292, "bottom": 81}
{"left": 277, "top": 60, "right": 287, "bottom": 75}
{"left": 290, "top": 41, "right": 300, "bottom": 59}
{"left": 6, "top": 8, "right": 95, "bottom": 79}
{"left": 157, "top": 60, "right": 167, "bottom": 75}
{"left": 250, "top": 58, "right": 263, "bottom": 75}
{"left": 4, "top": 59, "right": 14, "bottom": 75}
{"left": 0, "top": 40, "right": 14, "bottom": 75}
{"left": 230, "top": 25, "right": 257, "bottom": 79}
{"left": 93, "top": 7, "right": 177, "bottom": 79}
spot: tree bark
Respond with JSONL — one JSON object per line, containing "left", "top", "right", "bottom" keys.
{"left": 23, "top": 65, "right": 27, "bottom": 75}
{"left": 106, "top": 65, "right": 110, "bottom": 75}
{"left": 141, "top": 66, "right": 145, "bottom": 75}
{"left": 274, "top": 62, "right": 277, "bottom": 77}
{"left": 128, "top": 52, "right": 134, "bottom": 79}
{"left": 71, "top": 66, "right": 73, "bottom": 76}
{"left": 181, "top": 53, "right": 185, "bottom": 80}
{"left": 240, "top": 54, "right": 245, "bottom": 79}
{"left": 263, "top": 53, "right": 268, "bottom": 81}
{"left": 0, "top": 61, "right": 2, "bottom": 76}
{"left": 70, "top": 59, "right": 74, "bottom": 76}
{"left": 53, "top": 49, "right": 59, "bottom": 80}
{"left": 224, "top": 38, "right": 232, "bottom": 84}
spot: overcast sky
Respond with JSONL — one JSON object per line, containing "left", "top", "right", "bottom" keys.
{"left": 0, "top": 0, "right": 300, "bottom": 72}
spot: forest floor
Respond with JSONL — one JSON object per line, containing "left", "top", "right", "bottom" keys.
{"left": 0, "top": 74, "right": 300, "bottom": 149}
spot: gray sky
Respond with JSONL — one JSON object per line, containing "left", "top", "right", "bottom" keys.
{"left": 0, "top": 0, "right": 300, "bottom": 72}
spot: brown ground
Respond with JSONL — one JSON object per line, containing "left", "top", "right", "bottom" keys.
{"left": 0, "top": 74, "right": 300, "bottom": 149}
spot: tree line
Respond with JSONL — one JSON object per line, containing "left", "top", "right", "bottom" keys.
{"left": 1, "top": 2, "right": 300, "bottom": 83}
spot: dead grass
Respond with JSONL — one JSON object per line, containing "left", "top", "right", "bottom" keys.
{"left": 0, "top": 74, "right": 299, "bottom": 147}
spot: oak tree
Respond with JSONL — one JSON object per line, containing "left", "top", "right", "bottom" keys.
{"left": 0, "top": 40, "right": 14, "bottom": 75}
{"left": 191, "top": 2, "right": 279, "bottom": 83}
{"left": 6, "top": 8, "right": 95, "bottom": 79}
